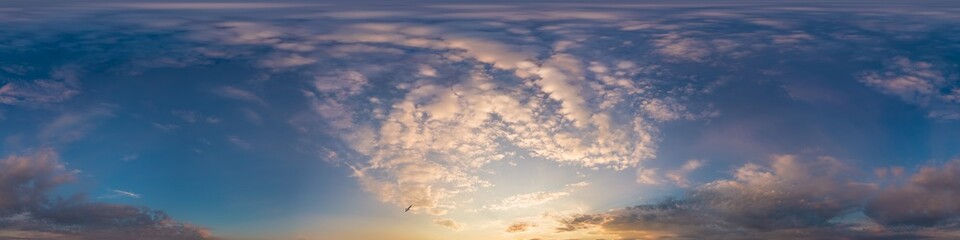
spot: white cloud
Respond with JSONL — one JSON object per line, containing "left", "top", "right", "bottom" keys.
{"left": 418, "top": 64, "right": 438, "bottom": 77}
{"left": 307, "top": 96, "right": 354, "bottom": 130}
{"left": 653, "top": 32, "right": 711, "bottom": 62}
{"left": 40, "top": 106, "right": 114, "bottom": 143}
{"left": 0, "top": 66, "right": 81, "bottom": 106}
{"left": 313, "top": 70, "right": 367, "bottom": 96}
{"left": 199, "top": 21, "right": 283, "bottom": 45}
{"left": 770, "top": 32, "right": 815, "bottom": 44}
{"left": 642, "top": 99, "right": 683, "bottom": 121}
{"left": 98, "top": 189, "right": 141, "bottom": 199}
{"left": 433, "top": 218, "right": 463, "bottom": 231}
{"left": 205, "top": 116, "right": 221, "bottom": 123}
{"left": 861, "top": 57, "right": 943, "bottom": 104}
{"left": 215, "top": 86, "right": 266, "bottom": 105}
{"left": 860, "top": 57, "right": 960, "bottom": 119}
{"left": 481, "top": 191, "right": 571, "bottom": 211}
{"left": 533, "top": 54, "right": 591, "bottom": 127}
{"left": 285, "top": 18, "right": 711, "bottom": 217}
{"left": 120, "top": 154, "right": 138, "bottom": 162}
{"left": 241, "top": 108, "right": 263, "bottom": 124}
{"left": 171, "top": 110, "right": 200, "bottom": 123}
{"left": 152, "top": 123, "right": 179, "bottom": 132}
{"left": 339, "top": 61, "right": 666, "bottom": 213}
{"left": 637, "top": 159, "right": 703, "bottom": 186}
{"left": 227, "top": 136, "right": 252, "bottom": 149}
{"left": 665, "top": 159, "right": 704, "bottom": 187}
{"left": 636, "top": 168, "right": 660, "bottom": 185}
{"left": 259, "top": 54, "right": 317, "bottom": 69}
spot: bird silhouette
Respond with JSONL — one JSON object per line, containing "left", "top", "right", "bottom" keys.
{"left": 405, "top": 205, "right": 413, "bottom": 212}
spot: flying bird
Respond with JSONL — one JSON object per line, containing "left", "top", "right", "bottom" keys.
{"left": 405, "top": 205, "right": 413, "bottom": 212}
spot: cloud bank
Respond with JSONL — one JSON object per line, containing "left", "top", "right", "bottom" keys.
{"left": 560, "top": 155, "right": 960, "bottom": 239}
{"left": 0, "top": 149, "right": 212, "bottom": 240}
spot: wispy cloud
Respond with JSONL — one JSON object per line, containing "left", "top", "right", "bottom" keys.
{"left": 39, "top": 105, "right": 115, "bottom": 143}
{"left": 0, "top": 66, "right": 81, "bottom": 106}
{"left": 433, "top": 218, "right": 464, "bottom": 231}
{"left": 228, "top": 136, "right": 252, "bottom": 149}
{"left": 479, "top": 182, "right": 588, "bottom": 211}
{"left": 120, "top": 154, "right": 139, "bottom": 162}
{"left": 152, "top": 122, "right": 180, "bottom": 131}
{"left": 215, "top": 86, "right": 266, "bottom": 105}
{"left": 860, "top": 57, "right": 960, "bottom": 119}
{"left": 98, "top": 189, "right": 142, "bottom": 199}
{"left": 171, "top": 110, "right": 200, "bottom": 123}
{"left": 506, "top": 221, "right": 534, "bottom": 233}
{"left": 636, "top": 159, "right": 704, "bottom": 186}
{"left": 103, "top": 3, "right": 318, "bottom": 10}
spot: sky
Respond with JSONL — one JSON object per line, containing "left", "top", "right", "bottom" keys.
{"left": 1, "top": 1, "right": 960, "bottom": 239}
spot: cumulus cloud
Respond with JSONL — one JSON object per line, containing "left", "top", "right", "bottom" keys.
{"left": 636, "top": 159, "right": 703, "bottom": 186}
{"left": 0, "top": 149, "right": 211, "bottom": 239}
{"left": 298, "top": 21, "right": 710, "bottom": 215}
{"left": 16, "top": 13, "right": 719, "bottom": 221}
{"left": 562, "top": 155, "right": 882, "bottom": 239}
{"left": 313, "top": 70, "right": 368, "bottom": 96}
{"left": 860, "top": 57, "right": 960, "bottom": 119}
{"left": 664, "top": 159, "right": 703, "bottom": 187}
{"left": 417, "top": 65, "right": 437, "bottom": 77}
{"left": 5, "top": 2, "right": 960, "bottom": 239}
{"left": 566, "top": 156, "right": 960, "bottom": 238}
{"left": 337, "top": 58, "right": 667, "bottom": 214}
{"left": 642, "top": 98, "right": 692, "bottom": 122}
{"left": 866, "top": 159, "right": 960, "bottom": 227}
{"left": 653, "top": 32, "right": 712, "bottom": 62}
{"left": 861, "top": 57, "right": 945, "bottom": 105}
{"left": 635, "top": 168, "right": 660, "bottom": 185}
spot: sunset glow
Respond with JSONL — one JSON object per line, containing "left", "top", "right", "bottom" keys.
{"left": 2, "top": 1, "right": 960, "bottom": 239}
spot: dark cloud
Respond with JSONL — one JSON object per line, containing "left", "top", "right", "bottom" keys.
{"left": 0, "top": 149, "right": 212, "bottom": 240}
{"left": 559, "top": 155, "right": 960, "bottom": 239}
{"left": 866, "top": 159, "right": 960, "bottom": 227}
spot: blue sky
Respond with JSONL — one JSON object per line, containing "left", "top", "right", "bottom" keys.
{"left": 1, "top": 1, "right": 960, "bottom": 239}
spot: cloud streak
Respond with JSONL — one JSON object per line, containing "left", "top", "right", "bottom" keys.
{"left": 98, "top": 189, "right": 142, "bottom": 199}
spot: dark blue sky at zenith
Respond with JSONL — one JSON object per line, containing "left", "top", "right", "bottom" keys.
{"left": 1, "top": 1, "right": 960, "bottom": 239}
